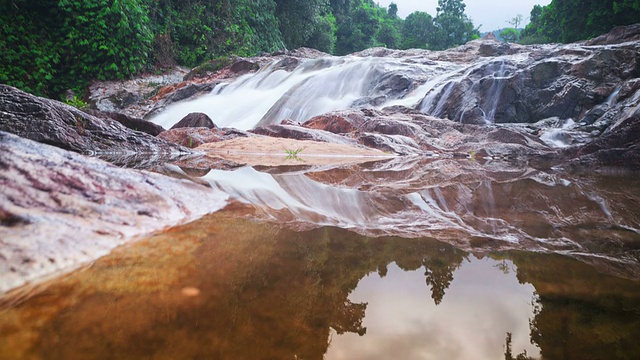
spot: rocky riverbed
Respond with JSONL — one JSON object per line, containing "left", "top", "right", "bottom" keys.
{"left": 1, "top": 25, "right": 640, "bottom": 294}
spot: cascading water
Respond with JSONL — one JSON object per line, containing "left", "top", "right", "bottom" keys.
{"left": 480, "top": 60, "right": 509, "bottom": 123}
{"left": 150, "top": 56, "right": 436, "bottom": 130}
{"left": 149, "top": 51, "right": 533, "bottom": 130}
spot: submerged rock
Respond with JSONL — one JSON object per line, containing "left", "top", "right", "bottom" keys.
{"left": 0, "top": 131, "right": 228, "bottom": 294}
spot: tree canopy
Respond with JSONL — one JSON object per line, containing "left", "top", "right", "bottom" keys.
{"left": 520, "top": 0, "right": 640, "bottom": 44}
{"left": 3, "top": 0, "right": 634, "bottom": 98}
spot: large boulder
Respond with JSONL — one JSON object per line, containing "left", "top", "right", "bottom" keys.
{"left": 0, "top": 84, "right": 187, "bottom": 155}
{"left": 159, "top": 127, "right": 249, "bottom": 148}
{"left": 85, "top": 109, "right": 165, "bottom": 136}
{"left": 170, "top": 112, "right": 217, "bottom": 129}
{"left": 0, "top": 131, "right": 228, "bottom": 293}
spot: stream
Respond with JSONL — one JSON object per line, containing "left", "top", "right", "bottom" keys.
{"left": 2, "top": 43, "right": 640, "bottom": 359}
{"left": 2, "top": 158, "right": 640, "bottom": 359}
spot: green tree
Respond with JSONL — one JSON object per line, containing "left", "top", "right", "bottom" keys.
{"left": 388, "top": 2, "right": 398, "bottom": 17}
{"left": 520, "top": 0, "right": 640, "bottom": 44}
{"left": 500, "top": 27, "right": 520, "bottom": 43}
{"left": 275, "top": 0, "right": 328, "bottom": 49}
{"left": 428, "top": 0, "right": 479, "bottom": 50}
{"left": 400, "top": 11, "right": 434, "bottom": 49}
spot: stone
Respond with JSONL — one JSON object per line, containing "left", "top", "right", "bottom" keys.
{"left": 85, "top": 109, "right": 165, "bottom": 136}
{"left": 0, "top": 131, "right": 228, "bottom": 293}
{"left": 170, "top": 112, "right": 217, "bottom": 130}
{"left": 0, "top": 84, "right": 187, "bottom": 155}
{"left": 159, "top": 127, "right": 248, "bottom": 148}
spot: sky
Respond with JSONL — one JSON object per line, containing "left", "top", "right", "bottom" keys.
{"left": 376, "top": 0, "right": 553, "bottom": 32}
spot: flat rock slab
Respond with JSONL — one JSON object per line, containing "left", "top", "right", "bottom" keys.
{"left": 197, "top": 136, "right": 394, "bottom": 167}
{"left": 0, "top": 132, "right": 228, "bottom": 294}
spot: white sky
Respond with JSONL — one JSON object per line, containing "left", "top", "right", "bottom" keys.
{"left": 376, "top": 0, "right": 553, "bottom": 32}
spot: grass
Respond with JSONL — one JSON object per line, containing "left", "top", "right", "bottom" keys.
{"left": 285, "top": 148, "right": 305, "bottom": 161}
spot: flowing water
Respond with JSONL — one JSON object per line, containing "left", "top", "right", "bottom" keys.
{"left": 3, "top": 53, "right": 640, "bottom": 359}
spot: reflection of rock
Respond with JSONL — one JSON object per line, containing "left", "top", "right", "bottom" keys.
{"left": 0, "top": 85, "right": 186, "bottom": 155}
{"left": 0, "top": 132, "right": 228, "bottom": 293}
{"left": 204, "top": 157, "right": 640, "bottom": 279}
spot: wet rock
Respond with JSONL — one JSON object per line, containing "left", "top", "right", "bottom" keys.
{"left": 0, "top": 131, "right": 228, "bottom": 293}
{"left": 250, "top": 124, "right": 359, "bottom": 146}
{"left": 566, "top": 116, "right": 640, "bottom": 168}
{"left": 586, "top": 23, "right": 640, "bottom": 45}
{"left": 85, "top": 109, "right": 165, "bottom": 136}
{"left": 300, "top": 108, "right": 552, "bottom": 158}
{"left": 159, "top": 127, "right": 249, "bottom": 148}
{"left": 229, "top": 59, "right": 260, "bottom": 74}
{"left": 170, "top": 112, "right": 217, "bottom": 130}
{"left": 0, "top": 84, "right": 187, "bottom": 155}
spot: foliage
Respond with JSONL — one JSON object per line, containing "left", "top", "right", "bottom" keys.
{"left": 521, "top": 0, "right": 640, "bottom": 44}
{"left": 400, "top": 11, "right": 434, "bottom": 49}
{"left": 275, "top": 0, "right": 327, "bottom": 50}
{"left": 64, "top": 95, "right": 89, "bottom": 110}
{"left": 428, "top": 0, "right": 480, "bottom": 50}
{"left": 500, "top": 28, "right": 520, "bottom": 43}
{"left": 1, "top": 0, "right": 152, "bottom": 96}
{"left": 1, "top": 0, "right": 490, "bottom": 99}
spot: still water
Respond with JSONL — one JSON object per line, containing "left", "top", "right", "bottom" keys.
{"left": 3, "top": 156, "right": 640, "bottom": 359}
{"left": 1, "top": 201, "right": 639, "bottom": 359}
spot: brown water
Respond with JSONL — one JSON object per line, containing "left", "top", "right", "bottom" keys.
{"left": 1, "top": 202, "right": 640, "bottom": 360}
{"left": 3, "top": 157, "right": 640, "bottom": 359}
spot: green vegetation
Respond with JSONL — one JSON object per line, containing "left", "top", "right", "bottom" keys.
{"left": 285, "top": 147, "right": 305, "bottom": 161}
{"left": 520, "top": 0, "right": 640, "bottom": 44}
{"left": 64, "top": 95, "right": 89, "bottom": 110}
{"left": 1, "top": 0, "right": 636, "bottom": 99}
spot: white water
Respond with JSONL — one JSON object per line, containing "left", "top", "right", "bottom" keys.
{"left": 540, "top": 118, "right": 576, "bottom": 148}
{"left": 151, "top": 56, "right": 435, "bottom": 130}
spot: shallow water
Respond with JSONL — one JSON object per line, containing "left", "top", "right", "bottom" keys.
{"left": 1, "top": 201, "right": 640, "bottom": 360}
{"left": 2, "top": 157, "right": 640, "bottom": 359}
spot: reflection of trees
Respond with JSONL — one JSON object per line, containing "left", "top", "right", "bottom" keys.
{"left": 18, "top": 217, "right": 471, "bottom": 360}
{"left": 506, "top": 252, "right": 640, "bottom": 360}
{"left": 504, "top": 332, "right": 535, "bottom": 360}
{"left": 332, "top": 300, "right": 367, "bottom": 336}
{"left": 422, "top": 246, "right": 466, "bottom": 305}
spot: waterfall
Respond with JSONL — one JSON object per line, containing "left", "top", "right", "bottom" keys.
{"left": 149, "top": 56, "right": 435, "bottom": 130}
{"left": 480, "top": 60, "right": 509, "bottom": 124}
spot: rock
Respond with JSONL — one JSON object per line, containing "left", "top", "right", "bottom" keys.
{"left": 170, "top": 112, "right": 217, "bottom": 130}
{"left": 299, "top": 108, "right": 552, "bottom": 158}
{"left": 0, "top": 84, "right": 187, "bottom": 155}
{"left": 159, "top": 127, "right": 249, "bottom": 148}
{"left": 566, "top": 116, "right": 640, "bottom": 168}
{"left": 229, "top": 59, "right": 260, "bottom": 74}
{"left": 85, "top": 109, "right": 165, "bottom": 136}
{"left": 251, "top": 124, "right": 360, "bottom": 146}
{"left": 88, "top": 67, "right": 188, "bottom": 116}
{"left": 586, "top": 23, "right": 640, "bottom": 45}
{"left": 0, "top": 131, "right": 228, "bottom": 293}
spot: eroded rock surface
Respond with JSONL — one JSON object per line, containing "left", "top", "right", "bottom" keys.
{"left": 0, "top": 85, "right": 186, "bottom": 155}
{"left": 0, "top": 132, "right": 228, "bottom": 293}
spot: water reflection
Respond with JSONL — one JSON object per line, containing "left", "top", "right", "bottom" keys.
{"left": 198, "top": 156, "right": 640, "bottom": 279}
{"left": 1, "top": 209, "right": 640, "bottom": 359}
{"left": 327, "top": 260, "right": 538, "bottom": 360}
